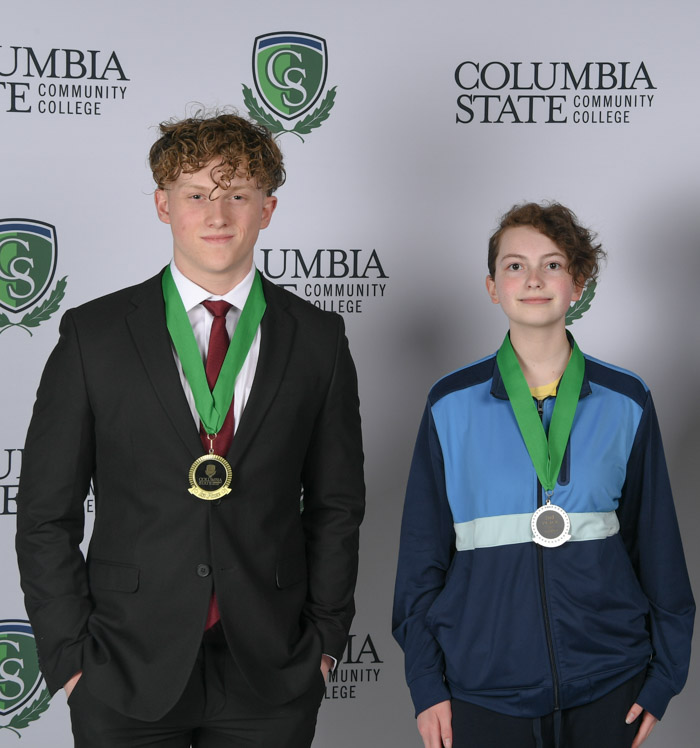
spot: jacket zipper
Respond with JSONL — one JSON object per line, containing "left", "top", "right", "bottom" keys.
{"left": 536, "top": 397, "right": 561, "bottom": 711}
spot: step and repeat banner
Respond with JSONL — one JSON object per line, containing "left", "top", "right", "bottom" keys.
{"left": 2, "top": 1, "right": 699, "bottom": 745}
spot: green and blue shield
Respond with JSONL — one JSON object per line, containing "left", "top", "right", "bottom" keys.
{"left": 0, "top": 621, "right": 43, "bottom": 716}
{"left": 253, "top": 33, "right": 328, "bottom": 120}
{"left": 0, "top": 219, "right": 57, "bottom": 314}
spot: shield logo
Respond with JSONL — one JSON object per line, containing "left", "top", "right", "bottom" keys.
{"left": 0, "top": 219, "right": 57, "bottom": 314}
{"left": 0, "top": 621, "right": 43, "bottom": 716}
{"left": 253, "top": 32, "right": 328, "bottom": 120}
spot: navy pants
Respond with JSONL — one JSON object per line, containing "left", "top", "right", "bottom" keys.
{"left": 451, "top": 670, "right": 647, "bottom": 748}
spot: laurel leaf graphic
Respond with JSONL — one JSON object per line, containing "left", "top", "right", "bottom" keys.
{"left": 566, "top": 279, "right": 596, "bottom": 325}
{"left": 0, "top": 312, "right": 10, "bottom": 329}
{"left": 17, "top": 276, "right": 68, "bottom": 329}
{"left": 292, "top": 87, "right": 337, "bottom": 135}
{"left": 242, "top": 85, "right": 285, "bottom": 134}
{"left": 5, "top": 688, "right": 51, "bottom": 731}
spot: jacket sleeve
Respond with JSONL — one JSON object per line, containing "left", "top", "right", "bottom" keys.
{"left": 15, "top": 309, "right": 95, "bottom": 694}
{"left": 617, "top": 390, "right": 695, "bottom": 720}
{"left": 392, "top": 400, "right": 455, "bottom": 716}
{"left": 299, "top": 316, "right": 365, "bottom": 661}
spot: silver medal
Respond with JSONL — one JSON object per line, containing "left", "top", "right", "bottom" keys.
{"left": 531, "top": 501, "right": 571, "bottom": 547}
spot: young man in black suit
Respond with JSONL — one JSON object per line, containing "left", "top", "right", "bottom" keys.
{"left": 16, "top": 112, "right": 365, "bottom": 747}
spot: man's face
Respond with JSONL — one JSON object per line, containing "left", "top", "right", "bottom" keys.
{"left": 154, "top": 162, "right": 277, "bottom": 293}
{"left": 485, "top": 226, "right": 582, "bottom": 334}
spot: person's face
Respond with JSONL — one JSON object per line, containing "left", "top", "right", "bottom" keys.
{"left": 485, "top": 226, "right": 582, "bottom": 333}
{"left": 154, "top": 161, "right": 277, "bottom": 293}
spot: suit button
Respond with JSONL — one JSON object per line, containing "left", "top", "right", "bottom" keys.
{"left": 196, "top": 564, "right": 211, "bottom": 577}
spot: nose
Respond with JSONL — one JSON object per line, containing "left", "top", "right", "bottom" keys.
{"left": 205, "top": 198, "right": 228, "bottom": 228}
{"left": 526, "top": 268, "right": 543, "bottom": 287}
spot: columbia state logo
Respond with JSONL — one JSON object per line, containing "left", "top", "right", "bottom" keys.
{"left": 0, "top": 620, "right": 51, "bottom": 737}
{"left": 0, "top": 219, "right": 67, "bottom": 336}
{"left": 243, "top": 32, "right": 336, "bottom": 142}
{"left": 566, "top": 280, "right": 596, "bottom": 325}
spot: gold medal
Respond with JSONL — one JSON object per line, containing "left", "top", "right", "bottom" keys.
{"left": 188, "top": 454, "right": 232, "bottom": 501}
{"left": 531, "top": 501, "right": 571, "bottom": 547}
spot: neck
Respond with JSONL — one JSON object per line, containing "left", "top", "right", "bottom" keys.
{"left": 508, "top": 325, "right": 571, "bottom": 388}
{"left": 173, "top": 258, "right": 253, "bottom": 296}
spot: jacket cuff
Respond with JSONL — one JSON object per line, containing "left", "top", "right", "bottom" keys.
{"left": 635, "top": 675, "right": 673, "bottom": 721}
{"left": 43, "top": 645, "right": 84, "bottom": 696}
{"left": 409, "top": 671, "right": 452, "bottom": 717}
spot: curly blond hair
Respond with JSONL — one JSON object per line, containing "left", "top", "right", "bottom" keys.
{"left": 149, "top": 112, "right": 285, "bottom": 195}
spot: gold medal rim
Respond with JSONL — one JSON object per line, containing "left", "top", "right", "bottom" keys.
{"left": 531, "top": 503, "right": 571, "bottom": 547}
{"left": 188, "top": 454, "right": 232, "bottom": 501}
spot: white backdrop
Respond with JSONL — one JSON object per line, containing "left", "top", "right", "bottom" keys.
{"left": 1, "top": 1, "right": 699, "bottom": 745}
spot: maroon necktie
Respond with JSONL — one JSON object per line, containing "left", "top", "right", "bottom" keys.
{"left": 199, "top": 300, "right": 233, "bottom": 629}
{"left": 199, "top": 300, "right": 234, "bottom": 456}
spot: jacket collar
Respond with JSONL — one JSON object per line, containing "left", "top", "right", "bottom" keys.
{"left": 225, "top": 275, "right": 295, "bottom": 473}
{"left": 124, "top": 269, "right": 296, "bottom": 466}
{"left": 126, "top": 270, "right": 203, "bottom": 457}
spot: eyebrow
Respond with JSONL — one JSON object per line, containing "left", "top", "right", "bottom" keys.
{"left": 180, "top": 182, "right": 255, "bottom": 193}
{"left": 174, "top": 183, "right": 211, "bottom": 193}
{"left": 499, "top": 252, "right": 567, "bottom": 262}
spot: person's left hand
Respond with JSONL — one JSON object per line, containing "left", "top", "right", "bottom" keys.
{"left": 626, "top": 702, "right": 658, "bottom": 748}
{"left": 320, "top": 654, "right": 334, "bottom": 681}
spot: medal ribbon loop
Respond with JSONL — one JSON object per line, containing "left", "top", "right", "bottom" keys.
{"left": 496, "top": 333, "right": 584, "bottom": 495}
{"left": 162, "top": 266, "right": 266, "bottom": 435}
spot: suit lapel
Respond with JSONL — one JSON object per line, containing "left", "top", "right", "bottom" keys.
{"left": 227, "top": 276, "right": 296, "bottom": 471}
{"left": 126, "top": 271, "right": 203, "bottom": 459}
{"left": 124, "top": 271, "right": 295, "bottom": 467}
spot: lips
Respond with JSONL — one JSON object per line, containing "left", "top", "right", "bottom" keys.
{"left": 520, "top": 297, "right": 551, "bottom": 304}
{"left": 201, "top": 235, "right": 234, "bottom": 243}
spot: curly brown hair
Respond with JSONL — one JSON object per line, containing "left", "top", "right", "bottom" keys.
{"left": 149, "top": 112, "right": 285, "bottom": 195}
{"left": 488, "top": 202, "right": 605, "bottom": 287}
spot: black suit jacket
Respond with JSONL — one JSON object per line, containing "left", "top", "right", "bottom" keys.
{"left": 15, "top": 269, "right": 365, "bottom": 720}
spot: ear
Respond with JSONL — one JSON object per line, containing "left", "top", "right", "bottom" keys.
{"left": 571, "top": 280, "right": 584, "bottom": 302}
{"left": 154, "top": 189, "right": 171, "bottom": 225}
{"left": 260, "top": 195, "right": 277, "bottom": 229}
{"left": 485, "top": 275, "right": 499, "bottom": 304}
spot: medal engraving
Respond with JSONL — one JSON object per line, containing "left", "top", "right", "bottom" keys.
{"left": 188, "top": 454, "right": 232, "bottom": 500}
{"left": 531, "top": 503, "right": 571, "bottom": 547}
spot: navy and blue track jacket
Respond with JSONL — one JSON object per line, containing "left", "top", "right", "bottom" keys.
{"left": 393, "top": 350, "right": 694, "bottom": 720}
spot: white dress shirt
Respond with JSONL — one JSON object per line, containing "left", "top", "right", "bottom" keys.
{"left": 169, "top": 260, "right": 261, "bottom": 433}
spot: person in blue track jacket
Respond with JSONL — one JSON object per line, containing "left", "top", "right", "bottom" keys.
{"left": 393, "top": 202, "right": 694, "bottom": 748}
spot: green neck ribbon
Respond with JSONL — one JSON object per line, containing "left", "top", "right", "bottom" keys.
{"left": 162, "top": 266, "right": 266, "bottom": 436}
{"left": 496, "top": 333, "right": 584, "bottom": 495}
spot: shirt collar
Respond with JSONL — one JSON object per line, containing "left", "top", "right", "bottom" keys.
{"left": 169, "top": 260, "right": 256, "bottom": 312}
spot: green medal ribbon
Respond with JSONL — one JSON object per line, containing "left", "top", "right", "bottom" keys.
{"left": 496, "top": 333, "right": 584, "bottom": 496}
{"left": 162, "top": 266, "right": 266, "bottom": 436}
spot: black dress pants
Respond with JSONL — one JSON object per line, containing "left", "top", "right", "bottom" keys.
{"left": 451, "top": 669, "right": 647, "bottom": 748}
{"left": 68, "top": 624, "right": 325, "bottom": 748}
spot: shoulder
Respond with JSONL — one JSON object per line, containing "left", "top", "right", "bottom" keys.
{"left": 583, "top": 353, "right": 649, "bottom": 409}
{"left": 428, "top": 353, "right": 497, "bottom": 408}
{"left": 68, "top": 271, "right": 163, "bottom": 323}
